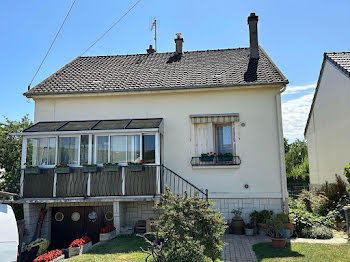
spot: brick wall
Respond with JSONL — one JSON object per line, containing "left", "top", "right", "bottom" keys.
{"left": 211, "top": 198, "right": 283, "bottom": 222}
{"left": 120, "top": 201, "right": 156, "bottom": 227}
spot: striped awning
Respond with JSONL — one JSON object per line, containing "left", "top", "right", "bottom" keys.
{"left": 190, "top": 113, "right": 239, "bottom": 124}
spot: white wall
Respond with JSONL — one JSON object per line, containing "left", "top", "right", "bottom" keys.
{"left": 306, "top": 60, "right": 350, "bottom": 185}
{"left": 33, "top": 86, "right": 284, "bottom": 199}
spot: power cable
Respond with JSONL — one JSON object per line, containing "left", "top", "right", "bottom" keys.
{"left": 80, "top": 0, "right": 142, "bottom": 56}
{"left": 28, "top": 0, "right": 77, "bottom": 90}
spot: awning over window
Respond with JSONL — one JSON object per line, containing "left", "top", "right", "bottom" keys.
{"left": 23, "top": 118, "right": 163, "bottom": 133}
{"left": 190, "top": 113, "right": 239, "bottom": 124}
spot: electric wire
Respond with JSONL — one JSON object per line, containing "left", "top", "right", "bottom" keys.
{"left": 28, "top": 0, "right": 77, "bottom": 90}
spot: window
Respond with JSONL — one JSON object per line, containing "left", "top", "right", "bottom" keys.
{"left": 96, "top": 136, "right": 108, "bottom": 164}
{"left": 110, "top": 135, "right": 140, "bottom": 163}
{"left": 26, "top": 137, "right": 56, "bottom": 166}
{"left": 216, "top": 125, "right": 233, "bottom": 154}
{"left": 58, "top": 137, "right": 79, "bottom": 165}
{"left": 80, "top": 135, "right": 89, "bottom": 165}
{"left": 143, "top": 135, "right": 155, "bottom": 163}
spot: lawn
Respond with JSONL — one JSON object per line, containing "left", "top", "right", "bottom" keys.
{"left": 66, "top": 235, "right": 147, "bottom": 262}
{"left": 253, "top": 242, "right": 350, "bottom": 262}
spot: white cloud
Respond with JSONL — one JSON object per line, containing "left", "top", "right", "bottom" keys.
{"left": 283, "top": 83, "right": 316, "bottom": 95}
{"left": 282, "top": 93, "right": 314, "bottom": 141}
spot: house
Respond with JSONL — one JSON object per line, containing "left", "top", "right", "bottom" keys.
{"left": 305, "top": 52, "right": 350, "bottom": 187}
{"left": 15, "top": 13, "right": 288, "bottom": 247}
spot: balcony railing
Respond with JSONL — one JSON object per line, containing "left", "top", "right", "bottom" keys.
{"left": 21, "top": 165, "right": 209, "bottom": 200}
{"left": 191, "top": 156, "right": 241, "bottom": 167}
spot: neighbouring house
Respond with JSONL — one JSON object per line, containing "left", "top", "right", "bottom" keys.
{"left": 305, "top": 52, "right": 350, "bottom": 187}
{"left": 14, "top": 13, "right": 288, "bottom": 248}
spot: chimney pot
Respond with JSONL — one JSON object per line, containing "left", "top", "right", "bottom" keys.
{"left": 247, "top": 13, "right": 259, "bottom": 59}
{"left": 174, "top": 33, "right": 184, "bottom": 55}
{"left": 147, "top": 44, "right": 155, "bottom": 54}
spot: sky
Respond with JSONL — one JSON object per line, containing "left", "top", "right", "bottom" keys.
{"left": 0, "top": 0, "right": 349, "bottom": 141}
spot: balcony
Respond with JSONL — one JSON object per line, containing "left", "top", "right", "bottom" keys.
{"left": 21, "top": 165, "right": 208, "bottom": 200}
{"left": 190, "top": 156, "right": 241, "bottom": 167}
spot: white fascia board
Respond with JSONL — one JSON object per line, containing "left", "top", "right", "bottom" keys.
{"left": 11, "top": 128, "right": 159, "bottom": 136}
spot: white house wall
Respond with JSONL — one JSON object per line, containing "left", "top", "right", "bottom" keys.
{"left": 306, "top": 60, "right": 350, "bottom": 186}
{"left": 33, "top": 86, "right": 284, "bottom": 202}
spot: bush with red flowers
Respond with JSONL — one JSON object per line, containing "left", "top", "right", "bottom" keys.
{"left": 34, "top": 249, "right": 62, "bottom": 262}
{"left": 100, "top": 225, "right": 116, "bottom": 233}
{"left": 69, "top": 236, "right": 91, "bottom": 247}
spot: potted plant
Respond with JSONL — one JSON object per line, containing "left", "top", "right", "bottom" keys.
{"left": 34, "top": 249, "right": 64, "bottom": 262}
{"left": 68, "top": 236, "right": 92, "bottom": 257}
{"left": 276, "top": 213, "right": 294, "bottom": 238}
{"left": 244, "top": 222, "right": 255, "bottom": 236}
{"left": 250, "top": 210, "right": 273, "bottom": 235}
{"left": 127, "top": 160, "right": 144, "bottom": 172}
{"left": 82, "top": 162, "right": 98, "bottom": 173}
{"left": 54, "top": 163, "right": 70, "bottom": 174}
{"left": 24, "top": 163, "right": 40, "bottom": 174}
{"left": 266, "top": 216, "right": 287, "bottom": 248}
{"left": 103, "top": 162, "right": 120, "bottom": 172}
{"left": 231, "top": 208, "right": 244, "bottom": 234}
{"left": 217, "top": 152, "right": 233, "bottom": 162}
{"left": 199, "top": 152, "right": 215, "bottom": 162}
{"left": 100, "top": 225, "right": 117, "bottom": 241}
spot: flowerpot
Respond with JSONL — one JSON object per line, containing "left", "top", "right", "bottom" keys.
{"left": 68, "top": 241, "right": 92, "bottom": 257}
{"left": 127, "top": 165, "right": 144, "bottom": 172}
{"left": 100, "top": 230, "right": 116, "bottom": 242}
{"left": 50, "top": 255, "right": 65, "bottom": 262}
{"left": 218, "top": 156, "right": 233, "bottom": 162}
{"left": 344, "top": 206, "right": 350, "bottom": 237}
{"left": 271, "top": 238, "right": 286, "bottom": 248}
{"left": 199, "top": 156, "right": 214, "bottom": 162}
{"left": 231, "top": 218, "right": 244, "bottom": 235}
{"left": 24, "top": 167, "right": 40, "bottom": 175}
{"left": 245, "top": 228, "right": 254, "bottom": 236}
{"left": 82, "top": 166, "right": 98, "bottom": 173}
{"left": 281, "top": 228, "right": 292, "bottom": 238}
{"left": 103, "top": 165, "right": 120, "bottom": 172}
{"left": 54, "top": 167, "right": 70, "bottom": 174}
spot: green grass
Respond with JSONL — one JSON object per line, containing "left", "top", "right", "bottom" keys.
{"left": 66, "top": 235, "right": 147, "bottom": 262}
{"left": 253, "top": 242, "right": 350, "bottom": 262}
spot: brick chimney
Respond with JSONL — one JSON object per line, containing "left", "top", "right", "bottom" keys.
{"left": 147, "top": 44, "right": 155, "bottom": 54}
{"left": 175, "top": 33, "right": 183, "bottom": 55}
{"left": 247, "top": 13, "right": 259, "bottom": 59}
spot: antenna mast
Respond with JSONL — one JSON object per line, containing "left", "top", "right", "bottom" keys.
{"left": 151, "top": 19, "right": 157, "bottom": 51}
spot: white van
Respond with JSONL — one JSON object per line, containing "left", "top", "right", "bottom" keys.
{"left": 0, "top": 204, "right": 19, "bottom": 262}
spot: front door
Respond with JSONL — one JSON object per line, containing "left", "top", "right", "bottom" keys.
{"left": 51, "top": 205, "right": 113, "bottom": 248}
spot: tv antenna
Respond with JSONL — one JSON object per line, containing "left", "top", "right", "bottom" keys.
{"left": 150, "top": 18, "right": 157, "bottom": 51}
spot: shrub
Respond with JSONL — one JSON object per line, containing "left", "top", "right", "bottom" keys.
{"left": 34, "top": 249, "right": 62, "bottom": 262}
{"left": 287, "top": 173, "right": 310, "bottom": 185}
{"left": 250, "top": 210, "right": 274, "bottom": 224}
{"left": 289, "top": 199, "right": 334, "bottom": 233}
{"left": 69, "top": 236, "right": 91, "bottom": 247}
{"left": 140, "top": 188, "right": 226, "bottom": 262}
{"left": 297, "top": 190, "right": 329, "bottom": 215}
{"left": 301, "top": 225, "right": 333, "bottom": 239}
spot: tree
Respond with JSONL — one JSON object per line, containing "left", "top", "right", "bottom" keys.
{"left": 0, "top": 115, "right": 32, "bottom": 193}
{"left": 141, "top": 188, "right": 227, "bottom": 262}
{"left": 284, "top": 138, "right": 290, "bottom": 154}
{"left": 285, "top": 139, "right": 309, "bottom": 175}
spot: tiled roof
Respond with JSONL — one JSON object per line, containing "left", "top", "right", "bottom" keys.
{"left": 24, "top": 47, "right": 288, "bottom": 97}
{"left": 325, "top": 52, "right": 350, "bottom": 77}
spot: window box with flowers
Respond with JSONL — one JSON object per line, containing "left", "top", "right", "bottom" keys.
{"left": 127, "top": 160, "right": 144, "bottom": 172}
{"left": 54, "top": 163, "right": 70, "bottom": 174}
{"left": 24, "top": 163, "right": 41, "bottom": 175}
{"left": 82, "top": 162, "right": 98, "bottom": 173}
{"left": 68, "top": 236, "right": 92, "bottom": 257}
{"left": 99, "top": 225, "right": 116, "bottom": 241}
{"left": 218, "top": 152, "right": 233, "bottom": 162}
{"left": 34, "top": 249, "right": 64, "bottom": 262}
{"left": 103, "top": 163, "right": 120, "bottom": 172}
{"left": 199, "top": 152, "right": 216, "bottom": 162}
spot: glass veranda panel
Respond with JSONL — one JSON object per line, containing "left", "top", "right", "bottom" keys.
{"left": 26, "top": 137, "right": 56, "bottom": 166}
{"left": 110, "top": 135, "right": 127, "bottom": 163}
{"left": 58, "top": 137, "right": 79, "bottom": 165}
{"left": 142, "top": 135, "right": 155, "bottom": 163}
{"left": 96, "top": 136, "right": 109, "bottom": 164}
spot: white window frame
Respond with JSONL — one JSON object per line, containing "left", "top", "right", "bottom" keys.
{"left": 214, "top": 123, "right": 236, "bottom": 155}
{"left": 22, "top": 131, "right": 160, "bottom": 168}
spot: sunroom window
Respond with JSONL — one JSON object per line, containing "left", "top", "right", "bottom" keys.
{"left": 96, "top": 136, "right": 109, "bottom": 164}
{"left": 26, "top": 137, "right": 56, "bottom": 166}
{"left": 58, "top": 137, "right": 79, "bottom": 165}
{"left": 143, "top": 135, "right": 155, "bottom": 163}
{"left": 109, "top": 135, "right": 140, "bottom": 164}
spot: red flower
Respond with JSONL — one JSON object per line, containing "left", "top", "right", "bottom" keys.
{"left": 60, "top": 162, "right": 63, "bottom": 165}
{"left": 140, "top": 160, "right": 144, "bottom": 163}
{"left": 34, "top": 249, "right": 62, "bottom": 262}
{"left": 69, "top": 236, "right": 91, "bottom": 247}
{"left": 85, "top": 161, "right": 88, "bottom": 164}
{"left": 23, "top": 163, "right": 26, "bottom": 166}
{"left": 100, "top": 225, "right": 116, "bottom": 233}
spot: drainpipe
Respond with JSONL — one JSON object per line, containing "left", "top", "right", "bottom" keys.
{"left": 275, "top": 85, "right": 288, "bottom": 212}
